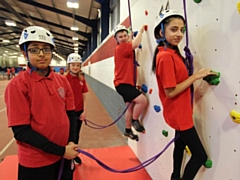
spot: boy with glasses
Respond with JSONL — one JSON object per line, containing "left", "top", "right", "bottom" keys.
{"left": 4, "top": 26, "right": 78, "bottom": 180}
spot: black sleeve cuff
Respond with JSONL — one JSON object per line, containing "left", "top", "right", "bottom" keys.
{"left": 66, "top": 110, "right": 77, "bottom": 143}
{"left": 12, "top": 125, "right": 65, "bottom": 156}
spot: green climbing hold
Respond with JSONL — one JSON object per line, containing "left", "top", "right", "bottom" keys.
{"left": 162, "top": 130, "right": 168, "bottom": 137}
{"left": 203, "top": 71, "right": 220, "bottom": 85}
{"left": 194, "top": 0, "right": 202, "bottom": 3}
{"left": 204, "top": 159, "right": 213, "bottom": 168}
{"left": 183, "top": 26, "right": 186, "bottom": 33}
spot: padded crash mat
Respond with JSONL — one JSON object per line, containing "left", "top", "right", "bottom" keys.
{"left": 0, "top": 146, "right": 152, "bottom": 180}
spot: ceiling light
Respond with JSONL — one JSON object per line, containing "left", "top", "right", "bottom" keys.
{"left": 70, "top": 25, "right": 79, "bottom": 31}
{"left": 16, "top": 45, "right": 19, "bottom": 47}
{"left": 74, "top": 51, "right": 78, "bottom": 53}
{"left": 67, "top": 0, "right": 79, "bottom": 8}
{"left": 2, "top": 40, "right": 10, "bottom": 43}
{"left": 72, "top": 37, "right": 78, "bottom": 40}
{"left": 5, "top": 20, "right": 16, "bottom": 26}
{"left": 74, "top": 43, "right": 78, "bottom": 46}
{"left": 74, "top": 47, "right": 78, "bottom": 50}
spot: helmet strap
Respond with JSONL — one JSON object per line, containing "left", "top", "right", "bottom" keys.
{"left": 70, "top": 70, "right": 78, "bottom": 76}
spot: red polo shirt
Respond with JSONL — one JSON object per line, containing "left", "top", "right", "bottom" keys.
{"left": 156, "top": 47, "right": 193, "bottom": 131}
{"left": 66, "top": 73, "right": 88, "bottom": 111}
{"left": 114, "top": 42, "right": 136, "bottom": 86}
{"left": 4, "top": 67, "right": 75, "bottom": 167}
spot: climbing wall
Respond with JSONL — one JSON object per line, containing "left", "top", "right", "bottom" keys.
{"left": 82, "top": 0, "right": 240, "bottom": 179}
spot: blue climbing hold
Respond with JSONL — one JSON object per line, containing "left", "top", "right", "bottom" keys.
{"left": 138, "top": 44, "right": 142, "bottom": 49}
{"left": 133, "top": 31, "right": 138, "bottom": 37}
{"left": 141, "top": 84, "right": 148, "bottom": 93}
{"left": 154, "top": 105, "right": 161, "bottom": 112}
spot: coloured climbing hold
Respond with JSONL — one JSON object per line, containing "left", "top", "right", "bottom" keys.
{"left": 194, "top": 0, "right": 202, "bottom": 3}
{"left": 141, "top": 84, "right": 148, "bottom": 93}
{"left": 203, "top": 71, "right": 220, "bottom": 85}
{"left": 144, "top": 25, "right": 148, "bottom": 31}
{"left": 145, "top": 10, "right": 148, "bottom": 15}
{"left": 154, "top": 105, "right": 161, "bottom": 112}
{"left": 138, "top": 44, "right": 142, "bottom": 49}
{"left": 230, "top": 110, "right": 240, "bottom": 124}
{"left": 204, "top": 159, "right": 213, "bottom": 168}
{"left": 162, "top": 130, "right": 168, "bottom": 137}
{"left": 133, "top": 31, "right": 138, "bottom": 37}
{"left": 185, "top": 146, "right": 191, "bottom": 155}
{"left": 149, "top": 88, "right": 153, "bottom": 94}
{"left": 237, "top": 2, "right": 240, "bottom": 14}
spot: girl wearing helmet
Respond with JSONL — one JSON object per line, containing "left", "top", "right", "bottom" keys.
{"left": 5, "top": 26, "right": 78, "bottom": 180}
{"left": 152, "top": 9, "right": 217, "bottom": 180}
{"left": 113, "top": 24, "right": 148, "bottom": 140}
{"left": 65, "top": 53, "right": 89, "bottom": 165}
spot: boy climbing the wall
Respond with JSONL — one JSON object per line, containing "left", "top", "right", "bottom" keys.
{"left": 113, "top": 24, "right": 148, "bottom": 140}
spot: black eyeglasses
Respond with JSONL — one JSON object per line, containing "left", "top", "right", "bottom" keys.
{"left": 27, "top": 48, "right": 52, "bottom": 54}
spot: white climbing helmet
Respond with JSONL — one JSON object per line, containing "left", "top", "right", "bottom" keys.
{"left": 19, "top": 26, "right": 55, "bottom": 47}
{"left": 67, "top": 53, "right": 82, "bottom": 64}
{"left": 113, "top": 25, "right": 128, "bottom": 37}
{"left": 154, "top": 9, "right": 184, "bottom": 39}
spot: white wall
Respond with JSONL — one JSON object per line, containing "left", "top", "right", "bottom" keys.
{"left": 83, "top": 0, "right": 240, "bottom": 179}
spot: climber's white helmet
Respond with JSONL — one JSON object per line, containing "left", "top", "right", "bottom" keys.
{"left": 19, "top": 26, "right": 55, "bottom": 48}
{"left": 67, "top": 53, "right": 82, "bottom": 64}
{"left": 154, "top": 9, "right": 184, "bottom": 39}
{"left": 113, "top": 25, "right": 128, "bottom": 37}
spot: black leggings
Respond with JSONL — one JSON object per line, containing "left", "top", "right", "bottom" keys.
{"left": 18, "top": 159, "right": 73, "bottom": 180}
{"left": 75, "top": 110, "right": 83, "bottom": 144}
{"left": 172, "top": 126, "right": 207, "bottom": 180}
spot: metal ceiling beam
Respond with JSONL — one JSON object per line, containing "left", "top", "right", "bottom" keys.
{"left": 0, "top": 16, "right": 88, "bottom": 46}
{"left": 0, "top": 7, "right": 91, "bottom": 39}
{"left": 54, "top": 39, "right": 84, "bottom": 50}
{"left": 50, "top": 31, "right": 88, "bottom": 45}
{"left": 1, "top": 0, "right": 30, "bottom": 26}
{"left": 57, "top": 46, "right": 83, "bottom": 54}
{"left": 18, "top": 0, "right": 98, "bottom": 28}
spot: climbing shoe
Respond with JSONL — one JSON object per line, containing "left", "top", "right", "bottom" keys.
{"left": 132, "top": 120, "right": 145, "bottom": 133}
{"left": 124, "top": 131, "right": 139, "bottom": 141}
{"left": 74, "top": 156, "right": 82, "bottom": 165}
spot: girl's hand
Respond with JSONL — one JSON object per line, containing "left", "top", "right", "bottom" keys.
{"left": 194, "top": 68, "right": 218, "bottom": 80}
{"left": 79, "top": 112, "right": 86, "bottom": 121}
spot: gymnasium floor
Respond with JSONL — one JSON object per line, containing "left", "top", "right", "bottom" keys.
{"left": 0, "top": 76, "right": 152, "bottom": 180}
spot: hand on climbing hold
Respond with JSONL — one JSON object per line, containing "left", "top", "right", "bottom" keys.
{"left": 203, "top": 71, "right": 220, "bottom": 85}
{"left": 194, "top": 68, "right": 218, "bottom": 81}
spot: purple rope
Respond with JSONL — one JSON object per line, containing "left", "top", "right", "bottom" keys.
{"left": 57, "top": 158, "right": 65, "bottom": 180}
{"left": 84, "top": 103, "right": 131, "bottom": 129}
{"left": 183, "top": 0, "right": 194, "bottom": 105}
{"left": 77, "top": 134, "right": 179, "bottom": 173}
{"left": 127, "top": 0, "right": 139, "bottom": 85}
{"left": 183, "top": 0, "right": 194, "bottom": 76}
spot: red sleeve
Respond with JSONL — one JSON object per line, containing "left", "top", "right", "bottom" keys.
{"left": 5, "top": 82, "right": 31, "bottom": 127}
{"left": 157, "top": 52, "right": 177, "bottom": 89}
{"left": 82, "top": 78, "right": 89, "bottom": 93}
{"left": 63, "top": 77, "right": 75, "bottom": 111}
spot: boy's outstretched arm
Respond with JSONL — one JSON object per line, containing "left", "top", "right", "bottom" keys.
{"left": 132, "top": 25, "right": 146, "bottom": 49}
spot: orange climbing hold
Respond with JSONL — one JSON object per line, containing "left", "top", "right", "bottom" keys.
{"left": 145, "top": 10, "right": 148, "bottom": 15}
{"left": 149, "top": 88, "right": 153, "bottom": 94}
{"left": 144, "top": 25, "right": 148, "bottom": 31}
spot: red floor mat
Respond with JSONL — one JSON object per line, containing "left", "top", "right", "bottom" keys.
{"left": 0, "top": 146, "right": 152, "bottom": 180}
